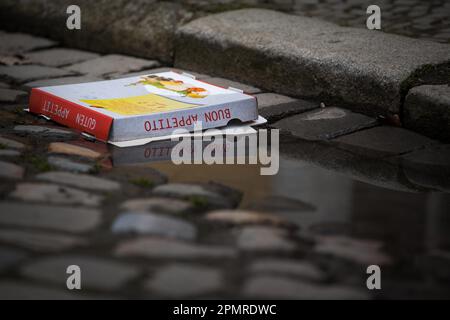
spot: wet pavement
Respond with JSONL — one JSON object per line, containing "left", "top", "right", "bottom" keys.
{"left": 0, "top": 29, "right": 449, "bottom": 299}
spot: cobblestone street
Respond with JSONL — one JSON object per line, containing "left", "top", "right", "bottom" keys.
{"left": 0, "top": 27, "right": 449, "bottom": 299}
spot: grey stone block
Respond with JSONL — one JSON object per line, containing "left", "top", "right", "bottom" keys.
{"left": 0, "top": 202, "right": 101, "bottom": 233}
{"left": 404, "top": 85, "right": 450, "bottom": 142}
{"left": 255, "top": 93, "right": 318, "bottom": 121}
{"left": 0, "top": 32, "right": 56, "bottom": 55}
{"left": 0, "top": 88, "right": 27, "bottom": 103}
{"left": 23, "top": 76, "right": 101, "bottom": 91}
{"left": 0, "top": 65, "right": 75, "bottom": 83}
{"left": 24, "top": 48, "right": 100, "bottom": 67}
{"left": 0, "top": 229, "right": 86, "bottom": 252}
{"left": 64, "top": 54, "right": 160, "bottom": 77}
{"left": 145, "top": 264, "right": 223, "bottom": 297}
{"left": 21, "top": 255, "right": 140, "bottom": 291}
{"left": 175, "top": 9, "right": 450, "bottom": 116}
{"left": 334, "top": 126, "right": 438, "bottom": 157}
{"left": 273, "top": 107, "right": 378, "bottom": 140}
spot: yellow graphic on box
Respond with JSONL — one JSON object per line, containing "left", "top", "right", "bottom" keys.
{"left": 80, "top": 93, "right": 198, "bottom": 116}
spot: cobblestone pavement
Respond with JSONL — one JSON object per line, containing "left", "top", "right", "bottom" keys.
{"left": 182, "top": 0, "right": 450, "bottom": 43}
{"left": 1, "top": 30, "right": 450, "bottom": 299}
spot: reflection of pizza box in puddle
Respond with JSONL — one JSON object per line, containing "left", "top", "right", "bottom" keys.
{"left": 110, "top": 126, "right": 260, "bottom": 166}
{"left": 28, "top": 71, "right": 262, "bottom": 146}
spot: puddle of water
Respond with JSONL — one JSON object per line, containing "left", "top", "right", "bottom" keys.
{"left": 147, "top": 155, "right": 450, "bottom": 256}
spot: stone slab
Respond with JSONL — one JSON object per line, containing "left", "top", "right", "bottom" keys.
{"left": 145, "top": 264, "right": 222, "bottom": 297}
{"left": 21, "top": 255, "right": 139, "bottom": 291}
{"left": 334, "top": 126, "right": 438, "bottom": 157}
{"left": 0, "top": 88, "right": 27, "bottom": 103}
{"left": 0, "top": 32, "right": 56, "bottom": 54}
{"left": 64, "top": 54, "right": 160, "bottom": 77}
{"left": 0, "top": 65, "right": 75, "bottom": 83}
{"left": 0, "top": 202, "right": 101, "bottom": 233}
{"left": 273, "top": 107, "right": 378, "bottom": 140}
{"left": 36, "top": 171, "right": 120, "bottom": 192}
{"left": 112, "top": 212, "right": 197, "bottom": 240}
{"left": 24, "top": 76, "right": 101, "bottom": 91}
{"left": 255, "top": 93, "right": 318, "bottom": 121}
{"left": 0, "top": 229, "right": 86, "bottom": 252}
{"left": 24, "top": 48, "right": 100, "bottom": 67}
{"left": 115, "top": 238, "right": 237, "bottom": 259}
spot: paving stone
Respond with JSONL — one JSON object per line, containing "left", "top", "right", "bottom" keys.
{"left": 24, "top": 76, "right": 101, "bottom": 91}
{"left": 205, "top": 209, "right": 293, "bottom": 228}
{"left": 37, "top": 171, "right": 120, "bottom": 192}
{"left": 47, "top": 156, "right": 94, "bottom": 173}
{"left": 236, "top": 226, "right": 296, "bottom": 252}
{"left": 0, "top": 281, "right": 81, "bottom": 300}
{"left": 245, "top": 195, "right": 316, "bottom": 213}
{"left": 334, "top": 126, "right": 438, "bottom": 157}
{"left": 0, "top": 32, "right": 56, "bottom": 55}
{"left": 315, "top": 235, "right": 392, "bottom": 265}
{"left": 14, "top": 125, "right": 77, "bottom": 138}
{"left": 152, "top": 182, "right": 241, "bottom": 209}
{"left": 21, "top": 255, "right": 139, "bottom": 291}
{"left": 176, "top": 9, "right": 450, "bottom": 115}
{"left": 202, "top": 77, "right": 261, "bottom": 94}
{"left": 0, "top": 202, "right": 101, "bottom": 233}
{"left": 250, "top": 259, "right": 326, "bottom": 282}
{"left": 0, "top": 65, "right": 75, "bottom": 83}
{"left": 120, "top": 197, "right": 193, "bottom": 214}
{"left": 64, "top": 54, "right": 160, "bottom": 77}
{"left": 0, "top": 149, "right": 20, "bottom": 157}
{"left": 0, "top": 160, "right": 24, "bottom": 179}
{"left": 115, "top": 238, "right": 237, "bottom": 259}
{"left": 0, "top": 136, "right": 25, "bottom": 149}
{"left": 273, "top": 107, "right": 378, "bottom": 141}
{"left": 402, "top": 144, "right": 450, "bottom": 191}
{"left": 0, "top": 246, "right": 27, "bottom": 271}
{"left": 48, "top": 142, "right": 103, "bottom": 159}
{"left": 103, "top": 165, "right": 167, "bottom": 187}
{"left": 10, "top": 183, "right": 103, "bottom": 206}
{"left": 243, "top": 275, "right": 369, "bottom": 299}
{"left": 145, "top": 264, "right": 222, "bottom": 297}
{"left": 0, "top": 229, "right": 86, "bottom": 252}
{"left": 0, "top": 81, "right": 9, "bottom": 88}
{"left": 112, "top": 212, "right": 197, "bottom": 240}
{"left": 0, "top": 88, "right": 27, "bottom": 103}
{"left": 255, "top": 93, "right": 318, "bottom": 121}
{"left": 404, "top": 85, "right": 450, "bottom": 142}
{"left": 24, "top": 48, "right": 100, "bottom": 67}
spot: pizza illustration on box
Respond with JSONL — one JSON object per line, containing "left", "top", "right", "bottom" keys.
{"left": 126, "top": 75, "right": 209, "bottom": 99}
